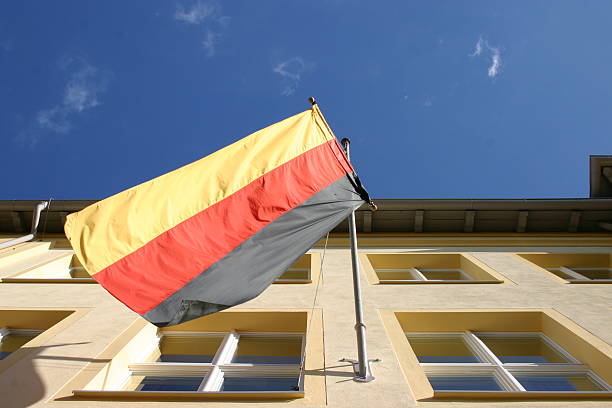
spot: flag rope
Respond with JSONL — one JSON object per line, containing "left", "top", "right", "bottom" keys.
{"left": 299, "top": 231, "right": 329, "bottom": 387}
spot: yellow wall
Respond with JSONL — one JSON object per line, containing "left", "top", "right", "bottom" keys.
{"left": 0, "top": 235, "right": 611, "bottom": 407}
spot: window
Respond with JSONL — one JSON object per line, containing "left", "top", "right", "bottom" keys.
{"left": 546, "top": 267, "right": 612, "bottom": 282}
{"left": 0, "top": 327, "right": 42, "bottom": 360}
{"left": 67, "top": 310, "right": 325, "bottom": 403}
{"left": 381, "top": 310, "right": 612, "bottom": 400}
{"left": 0, "top": 308, "right": 82, "bottom": 374}
{"left": 362, "top": 253, "right": 505, "bottom": 284}
{"left": 518, "top": 253, "right": 612, "bottom": 284}
{"left": 408, "top": 331, "right": 611, "bottom": 393}
{"left": 124, "top": 331, "right": 303, "bottom": 393}
{"left": 273, "top": 254, "right": 317, "bottom": 284}
{"left": 1, "top": 252, "right": 95, "bottom": 283}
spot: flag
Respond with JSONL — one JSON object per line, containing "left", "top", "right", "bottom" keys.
{"left": 65, "top": 105, "right": 368, "bottom": 327}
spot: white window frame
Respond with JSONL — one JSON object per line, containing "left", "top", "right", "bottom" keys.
{"left": 123, "top": 331, "right": 305, "bottom": 393}
{"left": 406, "top": 331, "right": 612, "bottom": 393}
{"left": 274, "top": 268, "right": 311, "bottom": 283}
{"left": 0, "top": 327, "right": 43, "bottom": 358}
{"left": 548, "top": 266, "right": 612, "bottom": 282}
{"left": 68, "top": 265, "right": 95, "bottom": 281}
{"left": 376, "top": 268, "right": 474, "bottom": 283}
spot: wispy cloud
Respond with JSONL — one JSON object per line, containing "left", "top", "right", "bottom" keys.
{"left": 173, "top": 1, "right": 229, "bottom": 58}
{"left": 487, "top": 46, "right": 502, "bottom": 78}
{"left": 469, "top": 36, "right": 484, "bottom": 57}
{"left": 201, "top": 30, "right": 219, "bottom": 57}
{"left": 273, "top": 57, "right": 314, "bottom": 96}
{"left": 469, "top": 36, "right": 503, "bottom": 79}
{"left": 17, "top": 57, "right": 109, "bottom": 146}
{"left": 174, "top": 1, "right": 216, "bottom": 24}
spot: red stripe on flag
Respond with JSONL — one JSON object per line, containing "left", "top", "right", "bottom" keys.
{"left": 93, "top": 140, "right": 350, "bottom": 314}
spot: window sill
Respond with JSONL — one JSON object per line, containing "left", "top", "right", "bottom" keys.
{"left": 566, "top": 280, "right": 612, "bottom": 284}
{"left": 431, "top": 391, "right": 612, "bottom": 400}
{"left": 72, "top": 389, "right": 304, "bottom": 400}
{"left": 273, "top": 279, "right": 312, "bottom": 284}
{"left": 376, "top": 280, "right": 503, "bottom": 285}
{"left": 0, "top": 278, "right": 96, "bottom": 284}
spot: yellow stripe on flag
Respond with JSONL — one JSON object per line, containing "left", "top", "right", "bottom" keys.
{"left": 66, "top": 107, "right": 335, "bottom": 275}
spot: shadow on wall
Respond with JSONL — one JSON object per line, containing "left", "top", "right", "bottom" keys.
{"left": 0, "top": 342, "right": 93, "bottom": 408}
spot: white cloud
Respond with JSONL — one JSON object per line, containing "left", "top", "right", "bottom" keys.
{"left": 487, "top": 46, "right": 502, "bottom": 78}
{"left": 273, "top": 57, "right": 314, "bottom": 96}
{"left": 62, "top": 60, "right": 104, "bottom": 112}
{"left": 173, "top": 1, "right": 229, "bottom": 58}
{"left": 36, "top": 107, "right": 71, "bottom": 134}
{"left": 174, "top": 1, "right": 215, "bottom": 24}
{"left": 469, "top": 36, "right": 503, "bottom": 79}
{"left": 469, "top": 36, "right": 484, "bottom": 57}
{"left": 202, "top": 30, "right": 218, "bottom": 57}
{"left": 20, "top": 57, "right": 109, "bottom": 145}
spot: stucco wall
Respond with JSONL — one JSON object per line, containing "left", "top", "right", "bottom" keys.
{"left": 0, "top": 235, "right": 610, "bottom": 407}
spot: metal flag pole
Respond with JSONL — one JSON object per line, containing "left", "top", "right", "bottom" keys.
{"left": 308, "top": 97, "right": 378, "bottom": 382}
{"left": 339, "top": 137, "right": 376, "bottom": 382}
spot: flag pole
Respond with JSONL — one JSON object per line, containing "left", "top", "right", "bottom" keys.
{"left": 308, "top": 97, "right": 377, "bottom": 382}
{"left": 340, "top": 137, "right": 376, "bottom": 382}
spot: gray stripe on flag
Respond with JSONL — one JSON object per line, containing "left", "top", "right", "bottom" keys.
{"left": 144, "top": 175, "right": 363, "bottom": 327}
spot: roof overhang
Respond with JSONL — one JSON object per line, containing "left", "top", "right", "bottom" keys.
{"left": 1, "top": 198, "right": 611, "bottom": 235}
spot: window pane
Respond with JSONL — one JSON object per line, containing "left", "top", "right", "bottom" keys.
{"left": 276, "top": 269, "right": 309, "bottom": 280}
{"left": 0, "top": 333, "right": 37, "bottom": 360}
{"left": 406, "top": 335, "right": 482, "bottom": 363}
{"left": 419, "top": 269, "right": 471, "bottom": 281}
{"left": 478, "top": 335, "right": 571, "bottom": 363}
{"left": 572, "top": 268, "right": 612, "bottom": 280}
{"left": 221, "top": 377, "right": 299, "bottom": 391}
{"left": 135, "top": 376, "right": 204, "bottom": 391}
{"left": 546, "top": 268, "right": 576, "bottom": 280}
{"left": 515, "top": 373, "right": 605, "bottom": 391}
{"left": 232, "top": 336, "right": 302, "bottom": 364}
{"left": 158, "top": 335, "right": 223, "bottom": 363}
{"left": 69, "top": 267, "right": 91, "bottom": 279}
{"left": 376, "top": 269, "right": 419, "bottom": 281}
{"left": 428, "top": 375, "right": 503, "bottom": 391}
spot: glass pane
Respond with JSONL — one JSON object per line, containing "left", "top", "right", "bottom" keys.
{"left": 407, "top": 335, "right": 482, "bottom": 363}
{"left": 0, "top": 333, "right": 38, "bottom": 359}
{"left": 221, "top": 377, "right": 299, "bottom": 392}
{"left": 376, "top": 269, "right": 419, "bottom": 281}
{"left": 276, "top": 269, "right": 309, "bottom": 280}
{"left": 572, "top": 268, "right": 612, "bottom": 280}
{"left": 547, "top": 268, "right": 575, "bottom": 280}
{"left": 232, "top": 336, "right": 302, "bottom": 364}
{"left": 420, "top": 269, "right": 471, "bottom": 281}
{"left": 515, "top": 373, "right": 605, "bottom": 391}
{"left": 69, "top": 267, "right": 91, "bottom": 278}
{"left": 428, "top": 375, "right": 503, "bottom": 391}
{"left": 158, "top": 335, "right": 223, "bottom": 363}
{"left": 135, "top": 376, "right": 204, "bottom": 391}
{"left": 478, "top": 335, "right": 571, "bottom": 363}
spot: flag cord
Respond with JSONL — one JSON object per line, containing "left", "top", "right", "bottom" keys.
{"left": 299, "top": 231, "right": 329, "bottom": 386}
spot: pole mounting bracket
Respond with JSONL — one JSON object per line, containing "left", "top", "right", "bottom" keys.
{"left": 339, "top": 358, "right": 381, "bottom": 382}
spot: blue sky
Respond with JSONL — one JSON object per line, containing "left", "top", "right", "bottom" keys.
{"left": 2, "top": 1, "right": 612, "bottom": 199}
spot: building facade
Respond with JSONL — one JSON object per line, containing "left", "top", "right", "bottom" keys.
{"left": 0, "top": 156, "right": 611, "bottom": 407}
